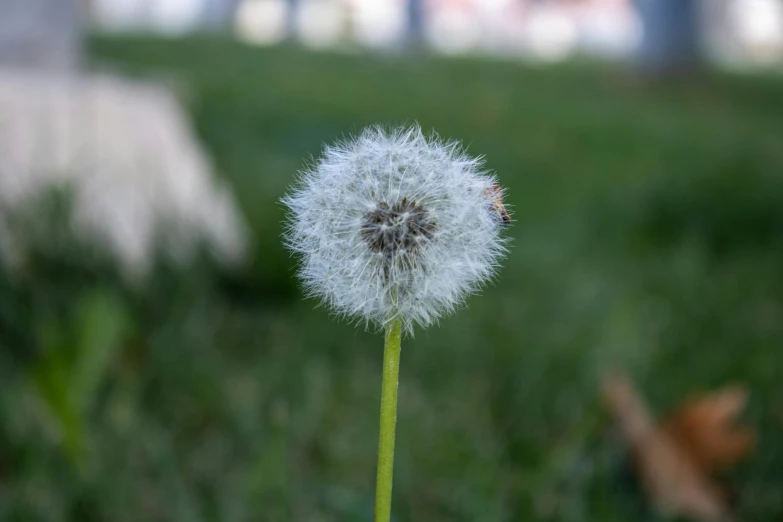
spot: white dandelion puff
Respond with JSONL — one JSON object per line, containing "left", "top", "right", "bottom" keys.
{"left": 282, "top": 125, "right": 510, "bottom": 334}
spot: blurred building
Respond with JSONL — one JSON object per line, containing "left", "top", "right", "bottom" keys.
{"left": 87, "top": 0, "right": 783, "bottom": 67}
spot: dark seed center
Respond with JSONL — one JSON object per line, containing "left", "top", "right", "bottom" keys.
{"left": 361, "top": 198, "right": 436, "bottom": 258}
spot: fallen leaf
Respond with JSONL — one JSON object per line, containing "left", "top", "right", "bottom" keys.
{"left": 602, "top": 372, "right": 754, "bottom": 522}
{"left": 663, "top": 386, "right": 755, "bottom": 474}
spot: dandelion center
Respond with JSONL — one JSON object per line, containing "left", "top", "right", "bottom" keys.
{"left": 361, "top": 198, "right": 437, "bottom": 258}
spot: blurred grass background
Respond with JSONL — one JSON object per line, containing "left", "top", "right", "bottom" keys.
{"left": 2, "top": 36, "right": 783, "bottom": 521}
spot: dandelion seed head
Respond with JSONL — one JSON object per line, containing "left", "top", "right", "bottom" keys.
{"left": 283, "top": 125, "right": 510, "bottom": 334}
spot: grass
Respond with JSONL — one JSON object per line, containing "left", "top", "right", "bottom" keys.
{"left": 2, "top": 36, "right": 783, "bottom": 521}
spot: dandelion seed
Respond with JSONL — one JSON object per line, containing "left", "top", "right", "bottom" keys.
{"left": 283, "top": 125, "right": 509, "bottom": 334}
{"left": 282, "top": 124, "right": 510, "bottom": 522}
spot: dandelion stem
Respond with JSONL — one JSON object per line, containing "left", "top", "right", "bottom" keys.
{"left": 374, "top": 318, "right": 402, "bottom": 522}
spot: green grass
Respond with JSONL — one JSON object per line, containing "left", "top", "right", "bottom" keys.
{"left": 2, "top": 36, "right": 783, "bottom": 521}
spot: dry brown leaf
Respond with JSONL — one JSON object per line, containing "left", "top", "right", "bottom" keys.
{"left": 602, "top": 373, "right": 754, "bottom": 522}
{"left": 663, "top": 386, "right": 755, "bottom": 474}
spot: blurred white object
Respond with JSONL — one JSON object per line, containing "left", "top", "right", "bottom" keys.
{"left": 573, "top": 1, "right": 641, "bottom": 58}
{"left": 524, "top": 6, "right": 577, "bottom": 61}
{"left": 701, "top": 0, "right": 783, "bottom": 67}
{"left": 91, "top": 0, "right": 205, "bottom": 34}
{"left": 298, "top": 0, "right": 344, "bottom": 49}
{"left": 729, "top": 0, "right": 783, "bottom": 63}
{"left": 236, "top": 0, "right": 288, "bottom": 45}
{"left": 0, "top": 72, "right": 249, "bottom": 279}
{"left": 426, "top": 2, "right": 482, "bottom": 54}
{"left": 350, "top": 0, "right": 406, "bottom": 49}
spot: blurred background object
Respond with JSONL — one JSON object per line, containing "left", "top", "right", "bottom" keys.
{"left": 1, "top": 0, "right": 783, "bottom": 521}
{"left": 633, "top": 0, "right": 702, "bottom": 72}
{"left": 0, "top": 0, "right": 248, "bottom": 279}
{"left": 0, "top": 0, "right": 84, "bottom": 69}
{"left": 0, "top": 72, "right": 248, "bottom": 278}
{"left": 85, "top": 0, "right": 783, "bottom": 66}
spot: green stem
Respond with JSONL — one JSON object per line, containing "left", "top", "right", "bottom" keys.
{"left": 374, "top": 318, "right": 403, "bottom": 522}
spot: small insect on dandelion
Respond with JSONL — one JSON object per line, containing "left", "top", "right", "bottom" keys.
{"left": 485, "top": 183, "right": 512, "bottom": 225}
{"left": 282, "top": 125, "right": 510, "bottom": 522}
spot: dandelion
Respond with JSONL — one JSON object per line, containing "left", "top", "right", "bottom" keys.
{"left": 283, "top": 125, "right": 510, "bottom": 522}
